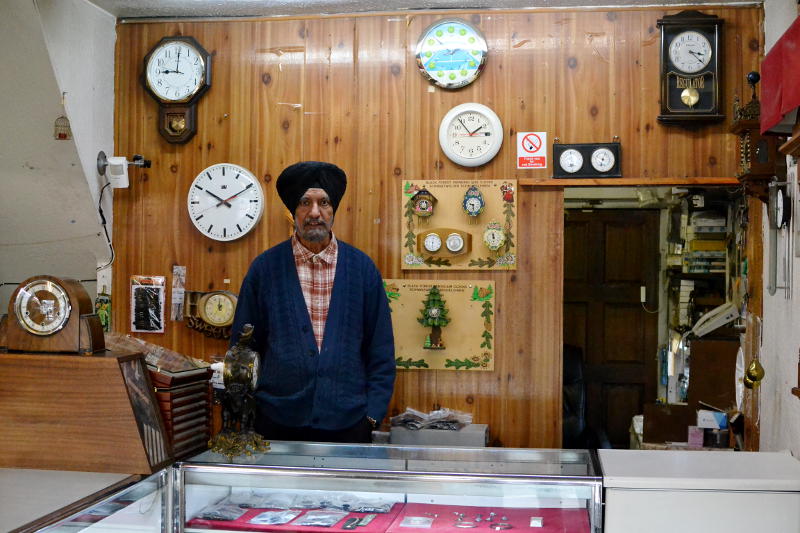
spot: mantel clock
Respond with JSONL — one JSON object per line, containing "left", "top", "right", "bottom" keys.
{"left": 657, "top": 11, "right": 724, "bottom": 125}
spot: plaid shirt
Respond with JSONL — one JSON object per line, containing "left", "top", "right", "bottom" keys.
{"left": 292, "top": 233, "right": 338, "bottom": 350}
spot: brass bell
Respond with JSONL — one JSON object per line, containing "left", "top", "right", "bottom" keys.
{"left": 746, "top": 359, "right": 766, "bottom": 385}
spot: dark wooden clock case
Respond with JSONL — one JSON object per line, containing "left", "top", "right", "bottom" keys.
{"left": 141, "top": 36, "right": 212, "bottom": 144}
{"left": 657, "top": 10, "right": 724, "bottom": 125}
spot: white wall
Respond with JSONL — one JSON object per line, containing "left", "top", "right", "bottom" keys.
{"left": 0, "top": 0, "right": 115, "bottom": 307}
{"left": 760, "top": 0, "right": 800, "bottom": 455}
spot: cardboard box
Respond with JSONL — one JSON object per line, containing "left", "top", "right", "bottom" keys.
{"left": 390, "top": 424, "right": 489, "bottom": 447}
{"left": 697, "top": 409, "right": 728, "bottom": 429}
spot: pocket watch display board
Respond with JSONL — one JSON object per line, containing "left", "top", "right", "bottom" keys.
{"left": 401, "top": 179, "right": 517, "bottom": 270}
{"left": 384, "top": 279, "right": 495, "bottom": 371}
{"left": 0, "top": 349, "right": 172, "bottom": 474}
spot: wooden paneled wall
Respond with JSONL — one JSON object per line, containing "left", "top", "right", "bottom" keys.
{"left": 114, "top": 6, "right": 762, "bottom": 448}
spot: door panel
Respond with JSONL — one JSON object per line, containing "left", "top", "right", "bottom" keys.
{"left": 564, "top": 209, "right": 659, "bottom": 448}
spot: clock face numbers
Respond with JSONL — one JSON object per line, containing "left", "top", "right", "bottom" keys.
{"left": 463, "top": 185, "right": 485, "bottom": 222}
{"left": 439, "top": 103, "right": 503, "bottom": 167}
{"left": 416, "top": 19, "right": 488, "bottom": 89}
{"left": 424, "top": 232, "right": 442, "bottom": 252}
{"left": 187, "top": 163, "right": 265, "bottom": 241}
{"left": 590, "top": 148, "right": 615, "bottom": 173}
{"left": 483, "top": 221, "right": 506, "bottom": 252}
{"left": 446, "top": 233, "right": 465, "bottom": 253}
{"left": 668, "top": 30, "right": 712, "bottom": 74}
{"left": 14, "top": 279, "right": 71, "bottom": 335}
{"left": 200, "top": 292, "right": 237, "bottom": 327}
{"left": 559, "top": 149, "right": 584, "bottom": 174}
{"left": 146, "top": 40, "right": 206, "bottom": 102}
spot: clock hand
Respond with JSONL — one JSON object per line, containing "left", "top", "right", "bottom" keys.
{"left": 205, "top": 189, "right": 232, "bottom": 207}
{"left": 216, "top": 182, "right": 254, "bottom": 206}
{"left": 688, "top": 50, "right": 705, "bottom": 60}
{"left": 175, "top": 47, "right": 182, "bottom": 74}
{"left": 458, "top": 117, "right": 470, "bottom": 132}
{"left": 469, "top": 124, "right": 484, "bottom": 136}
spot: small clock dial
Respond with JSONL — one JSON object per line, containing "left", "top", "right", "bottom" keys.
{"left": 187, "top": 163, "right": 265, "bottom": 242}
{"left": 590, "top": 147, "right": 616, "bottom": 172}
{"left": 446, "top": 233, "right": 465, "bottom": 253}
{"left": 415, "top": 19, "right": 488, "bottom": 89}
{"left": 439, "top": 103, "right": 503, "bottom": 167}
{"left": 559, "top": 149, "right": 584, "bottom": 174}
{"left": 464, "top": 197, "right": 483, "bottom": 215}
{"left": 483, "top": 222, "right": 506, "bottom": 252}
{"left": 145, "top": 39, "right": 207, "bottom": 102}
{"left": 668, "top": 30, "right": 712, "bottom": 74}
{"left": 424, "top": 232, "right": 442, "bottom": 252}
{"left": 14, "top": 279, "right": 71, "bottom": 336}
{"left": 199, "top": 291, "right": 237, "bottom": 327}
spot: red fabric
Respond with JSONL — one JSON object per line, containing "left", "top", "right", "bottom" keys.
{"left": 187, "top": 502, "right": 403, "bottom": 532}
{"left": 761, "top": 17, "right": 800, "bottom": 134}
{"left": 385, "top": 502, "right": 590, "bottom": 533}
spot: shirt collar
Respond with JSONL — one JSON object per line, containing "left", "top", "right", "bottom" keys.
{"left": 292, "top": 233, "right": 338, "bottom": 264}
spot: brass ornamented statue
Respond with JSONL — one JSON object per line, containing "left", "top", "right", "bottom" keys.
{"left": 209, "top": 323, "right": 269, "bottom": 457}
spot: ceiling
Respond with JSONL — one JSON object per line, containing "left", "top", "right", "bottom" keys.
{"left": 87, "top": 0, "right": 757, "bottom": 19}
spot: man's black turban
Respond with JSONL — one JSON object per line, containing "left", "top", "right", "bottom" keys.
{"left": 276, "top": 161, "right": 347, "bottom": 215}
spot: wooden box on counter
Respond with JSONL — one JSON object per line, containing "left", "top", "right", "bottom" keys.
{"left": 0, "top": 349, "right": 172, "bottom": 474}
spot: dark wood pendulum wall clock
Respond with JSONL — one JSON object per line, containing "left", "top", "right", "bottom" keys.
{"left": 142, "top": 36, "right": 211, "bottom": 143}
{"left": 657, "top": 10, "right": 724, "bottom": 125}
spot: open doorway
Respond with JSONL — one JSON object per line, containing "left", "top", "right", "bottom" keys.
{"left": 563, "top": 188, "right": 665, "bottom": 449}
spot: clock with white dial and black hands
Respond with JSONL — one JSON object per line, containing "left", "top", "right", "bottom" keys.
{"left": 187, "top": 163, "right": 265, "bottom": 242}
{"left": 143, "top": 36, "right": 211, "bottom": 143}
{"left": 439, "top": 103, "right": 503, "bottom": 167}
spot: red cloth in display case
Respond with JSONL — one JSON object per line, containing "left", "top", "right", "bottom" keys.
{"left": 761, "top": 17, "right": 800, "bottom": 135}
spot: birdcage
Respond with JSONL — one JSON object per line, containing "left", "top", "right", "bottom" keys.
{"left": 54, "top": 115, "right": 72, "bottom": 140}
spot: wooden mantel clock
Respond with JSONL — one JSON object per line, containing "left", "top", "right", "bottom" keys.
{"left": 142, "top": 36, "right": 211, "bottom": 144}
{"left": 6, "top": 275, "right": 105, "bottom": 354}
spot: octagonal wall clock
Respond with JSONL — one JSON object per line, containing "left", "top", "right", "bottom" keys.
{"left": 415, "top": 19, "right": 488, "bottom": 89}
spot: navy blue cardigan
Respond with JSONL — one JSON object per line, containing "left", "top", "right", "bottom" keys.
{"left": 230, "top": 238, "right": 396, "bottom": 430}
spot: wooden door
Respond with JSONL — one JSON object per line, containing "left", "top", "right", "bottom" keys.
{"left": 564, "top": 209, "right": 659, "bottom": 448}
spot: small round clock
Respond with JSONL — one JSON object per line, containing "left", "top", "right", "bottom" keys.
{"left": 768, "top": 184, "right": 791, "bottom": 230}
{"left": 423, "top": 232, "right": 443, "bottom": 252}
{"left": 187, "top": 163, "right": 265, "bottom": 241}
{"left": 668, "top": 30, "right": 712, "bottom": 74}
{"left": 198, "top": 291, "right": 238, "bottom": 328}
{"left": 145, "top": 37, "right": 209, "bottom": 103}
{"left": 590, "top": 147, "right": 616, "bottom": 173}
{"left": 415, "top": 19, "right": 488, "bottom": 89}
{"left": 14, "top": 277, "right": 71, "bottom": 336}
{"left": 439, "top": 103, "right": 503, "bottom": 167}
{"left": 483, "top": 221, "right": 506, "bottom": 252}
{"left": 463, "top": 185, "right": 485, "bottom": 219}
{"left": 446, "top": 232, "right": 465, "bottom": 253}
{"left": 559, "top": 148, "right": 584, "bottom": 174}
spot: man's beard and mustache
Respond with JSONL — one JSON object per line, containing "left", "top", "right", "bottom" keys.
{"left": 296, "top": 216, "right": 332, "bottom": 242}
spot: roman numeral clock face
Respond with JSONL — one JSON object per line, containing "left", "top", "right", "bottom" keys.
{"left": 187, "top": 163, "right": 265, "bottom": 241}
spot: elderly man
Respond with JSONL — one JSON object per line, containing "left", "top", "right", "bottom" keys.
{"left": 230, "top": 161, "right": 396, "bottom": 443}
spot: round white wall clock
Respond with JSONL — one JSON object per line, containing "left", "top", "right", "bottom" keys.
{"left": 439, "top": 103, "right": 503, "bottom": 167}
{"left": 187, "top": 163, "right": 265, "bottom": 241}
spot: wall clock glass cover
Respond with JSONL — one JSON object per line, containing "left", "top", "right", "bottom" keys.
{"left": 424, "top": 232, "right": 443, "bottom": 252}
{"left": 559, "top": 148, "right": 584, "bottom": 174}
{"left": 187, "top": 163, "right": 265, "bottom": 241}
{"left": 439, "top": 103, "right": 503, "bottom": 167}
{"left": 14, "top": 278, "right": 71, "bottom": 335}
{"left": 668, "top": 30, "right": 712, "bottom": 74}
{"left": 590, "top": 147, "right": 616, "bottom": 172}
{"left": 145, "top": 38, "right": 208, "bottom": 103}
{"left": 199, "top": 291, "right": 238, "bottom": 327}
{"left": 415, "top": 19, "right": 488, "bottom": 89}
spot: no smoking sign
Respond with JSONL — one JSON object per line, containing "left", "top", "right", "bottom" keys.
{"left": 517, "top": 131, "right": 547, "bottom": 169}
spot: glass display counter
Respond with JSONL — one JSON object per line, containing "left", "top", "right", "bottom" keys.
{"left": 37, "top": 443, "right": 602, "bottom": 533}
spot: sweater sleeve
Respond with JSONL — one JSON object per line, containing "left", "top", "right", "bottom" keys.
{"left": 230, "top": 255, "right": 267, "bottom": 354}
{"left": 362, "top": 264, "right": 396, "bottom": 424}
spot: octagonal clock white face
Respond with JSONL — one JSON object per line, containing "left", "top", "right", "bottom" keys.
{"left": 187, "top": 163, "right": 265, "bottom": 241}
{"left": 145, "top": 39, "right": 207, "bottom": 103}
{"left": 439, "top": 103, "right": 503, "bottom": 167}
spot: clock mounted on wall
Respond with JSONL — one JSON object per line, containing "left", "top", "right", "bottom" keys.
{"left": 415, "top": 19, "right": 488, "bottom": 89}
{"left": 657, "top": 10, "right": 724, "bottom": 125}
{"left": 143, "top": 36, "right": 211, "bottom": 143}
